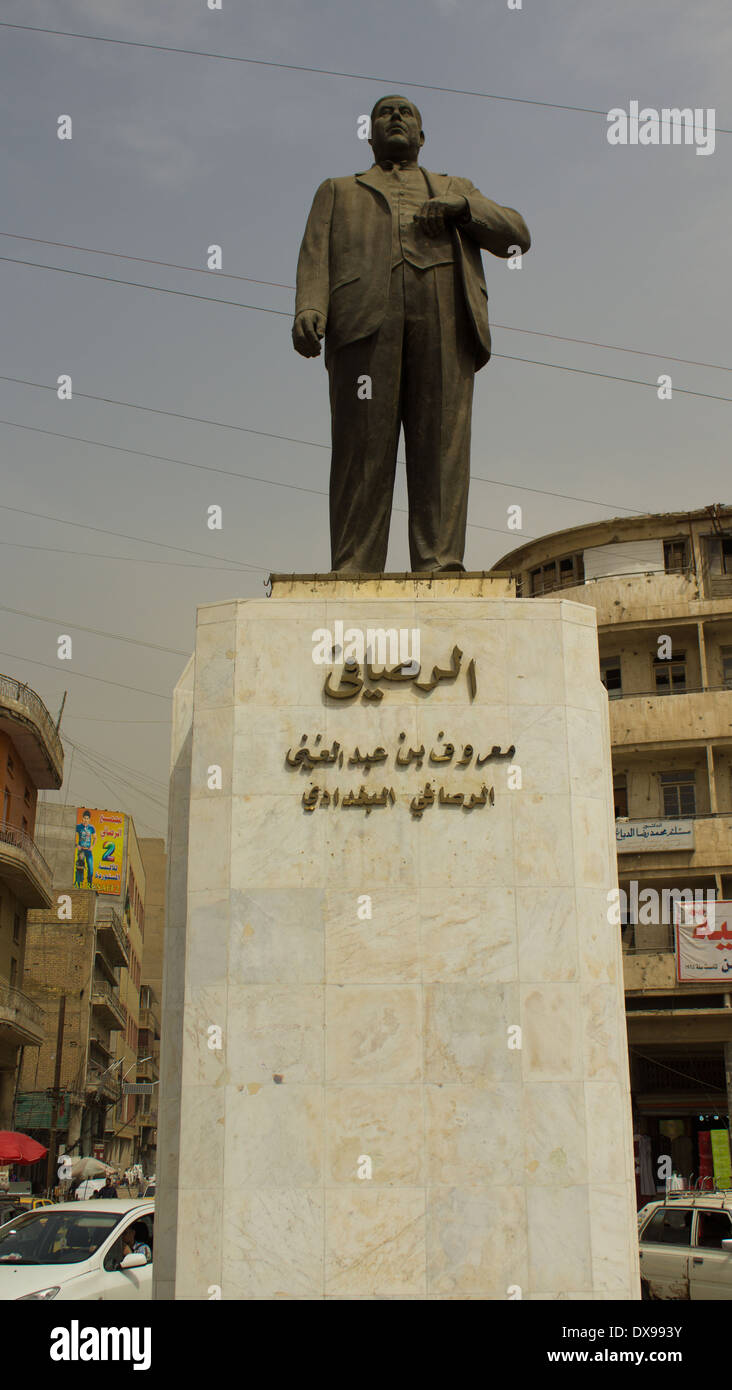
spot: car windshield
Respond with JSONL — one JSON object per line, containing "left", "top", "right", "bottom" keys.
{"left": 0, "top": 1210, "right": 122, "bottom": 1265}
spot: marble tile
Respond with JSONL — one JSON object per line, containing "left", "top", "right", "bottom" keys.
{"left": 427, "top": 1186, "right": 528, "bottom": 1296}
{"left": 420, "top": 887, "right": 518, "bottom": 984}
{"left": 325, "top": 1085, "right": 424, "bottom": 1184}
{"left": 325, "top": 1189, "right": 426, "bottom": 1297}
{"left": 230, "top": 888, "right": 324, "bottom": 985}
{"left": 424, "top": 983, "right": 521, "bottom": 1084}
{"left": 516, "top": 886, "right": 579, "bottom": 983}
{"left": 223, "top": 1084, "right": 323, "bottom": 1187}
{"left": 527, "top": 1186, "right": 591, "bottom": 1293}
{"left": 325, "top": 889, "right": 420, "bottom": 983}
{"left": 522, "top": 1083, "right": 588, "bottom": 1186}
{"left": 221, "top": 1189, "right": 323, "bottom": 1299}
{"left": 326, "top": 985, "right": 421, "bottom": 1084}
{"left": 425, "top": 1083, "right": 521, "bottom": 1185}
{"left": 520, "top": 984, "right": 582, "bottom": 1081}
{"left": 226, "top": 984, "right": 323, "bottom": 1086}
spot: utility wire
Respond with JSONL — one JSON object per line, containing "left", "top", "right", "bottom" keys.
{"left": 0, "top": 648, "right": 170, "bottom": 701}
{"left": 0, "top": 501, "right": 262, "bottom": 572}
{"left": 9, "top": 22, "right": 727, "bottom": 130}
{"left": 0, "top": 603, "right": 189, "bottom": 657}
{"left": 4, "top": 232, "right": 730, "bottom": 378}
{"left": 0, "top": 255, "right": 290, "bottom": 315}
{"left": 0, "top": 414, "right": 643, "bottom": 519}
{"left": 0, "top": 536, "right": 268, "bottom": 574}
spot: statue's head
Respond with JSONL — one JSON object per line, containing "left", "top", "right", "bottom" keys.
{"left": 369, "top": 95, "right": 424, "bottom": 163}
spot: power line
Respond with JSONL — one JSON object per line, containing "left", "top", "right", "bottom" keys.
{"left": 0, "top": 232, "right": 294, "bottom": 291}
{"left": 65, "top": 736, "right": 168, "bottom": 793}
{"left": 0, "top": 648, "right": 170, "bottom": 701}
{"left": 0, "top": 603, "right": 189, "bottom": 657}
{"left": 10, "top": 22, "right": 725, "bottom": 130}
{"left": 0, "top": 255, "right": 290, "bottom": 315}
{"left": 58, "top": 716, "right": 172, "bottom": 727}
{"left": 0, "top": 536, "right": 269, "bottom": 574}
{"left": 0, "top": 501, "right": 263, "bottom": 572}
{"left": 0, "top": 413, "right": 642, "bottom": 523}
{"left": 4, "top": 232, "right": 731, "bottom": 377}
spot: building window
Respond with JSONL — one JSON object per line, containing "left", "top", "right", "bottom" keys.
{"left": 12, "top": 914, "right": 20, "bottom": 944}
{"left": 663, "top": 539, "right": 688, "bottom": 572}
{"left": 613, "top": 775, "right": 628, "bottom": 818}
{"left": 6, "top": 754, "right": 13, "bottom": 777}
{"left": 721, "top": 646, "right": 732, "bottom": 689}
{"left": 9, "top": 957, "right": 17, "bottom": 988}
{"left": 21, "top": 816, "right": 28, "bottom": 835}
{"left": 530, "top": 553, "right": 584, "bottom": 595}
{"left": 660, "top": 770, "right": 696, "bottom": 817}
{"left": 601, "top": 655, "right": 622, "bottom": 695}
{"left": 23, "top": 786, "right": 30, "bottom": 806}
{"left": 654, "top": 651, "right": 686, "bottom": 694}
{"left": 2, "top": 789, "right": 9, "bottom": 823}
{"left": 723, "top": 539, "right": 732, "bottom": 574}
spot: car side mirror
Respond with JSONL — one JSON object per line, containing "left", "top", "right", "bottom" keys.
{"left": 722, "top": 1239, "right": 732, "bottom": 1253}
{"left": 120, "top": 1252, "right": 147, "bottom": 1270}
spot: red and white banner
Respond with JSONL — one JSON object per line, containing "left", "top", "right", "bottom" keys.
{"left": 675, "top": 899, "right": 732, "bottom": 981}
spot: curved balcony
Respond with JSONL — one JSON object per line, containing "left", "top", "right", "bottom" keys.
{"left": 0, "top": 820, "right": 53, "bottom": 907}
{"left": 0, "top": 980, "right": 45, "bottom": 1046}
{"left": 609, "top": 687, "right": 732, "bottom": 750}
{"left": 0, "top": 674, "right": 63, "bottom": 789}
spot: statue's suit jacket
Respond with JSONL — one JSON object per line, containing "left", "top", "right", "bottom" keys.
{"left": 295, "top": 168, "right": 531, "bottom": 371}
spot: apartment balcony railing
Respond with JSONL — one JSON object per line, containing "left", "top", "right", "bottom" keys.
{"left": 95, "top": 905, "right": 130, "bottom": 969}
{"left": 0, "top": 979, "right": 45, "bottom": 1046}
{"left": 0, "top": 673, "right": 64, "bottom": 788}
{"left": 0, "top": 820, "right": 53, "bottom": 907}
{"left": 136, "top": 1055, "right": 159, "bottom": 1082}
{"left": 85, "top": 1067, "right": 119, "bottom": 1101}
{"left": 609, "top": 687, "right": 732, "bottom": 748}
{"left": 91, "top": 977, "right": 126, "bottom": 1031}
{"left": 138, "top": 1005, "right": 160, "bottom": 1036}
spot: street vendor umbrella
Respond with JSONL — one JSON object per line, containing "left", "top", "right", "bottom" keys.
{"left": 0, "top": 1131, "right": 48, "bottom": 1164}
{"left": 67, "top": 1156, "right": 113, "bottom": 1182}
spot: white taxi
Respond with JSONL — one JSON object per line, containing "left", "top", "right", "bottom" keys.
{"left": 0, "top": 1198, "right": 154, "bottom": 1300}
{"left": 638, "top": 1192, "right": 732, "bottom": 1299}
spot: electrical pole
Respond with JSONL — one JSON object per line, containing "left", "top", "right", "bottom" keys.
{"left": 45, "top": 996, "right": 66, "bottom": 1193}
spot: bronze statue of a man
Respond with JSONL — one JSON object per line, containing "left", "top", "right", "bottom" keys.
{"left": 293, "top": 95, "right": 531, "bottom": 573}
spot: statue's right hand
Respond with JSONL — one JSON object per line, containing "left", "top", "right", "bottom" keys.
{"left": 292, "top": 310, "right": 326, "bottom": 357}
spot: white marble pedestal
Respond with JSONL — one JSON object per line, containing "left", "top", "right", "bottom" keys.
{"left": 154, "top": 575, "right": 640, "bottom": 1300}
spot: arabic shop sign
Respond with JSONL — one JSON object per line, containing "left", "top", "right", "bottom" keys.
{"left": 616, "top": 818, "right": 694, "bottom": 852}
{"left": 286, "top": 735, "right": 515, "bottom": 819}
{"left": 675, "top": 900, "right": 732, "bottom": 981}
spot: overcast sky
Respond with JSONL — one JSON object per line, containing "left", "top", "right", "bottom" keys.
{"left": 1, "top": 0, "right": 730, "bottom": 838}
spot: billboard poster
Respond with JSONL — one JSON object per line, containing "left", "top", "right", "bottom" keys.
{"left": 73, "top": 807, "right": 125, "bottom": 896}
{"left": 675, "top": 899, "right": 732, "bottom": 982}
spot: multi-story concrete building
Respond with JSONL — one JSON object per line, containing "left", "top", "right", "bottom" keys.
{"left": 18, "top": 891, "right": 129, "bottom": 1158}
{"left": 136, "top": 840, "right": 165, "bottom": 1174}
{"left": 24, "top": 803, "right": 148, "bottom": 1169}
{"left": 492, "top": 503, "right": 732, "bottom": 1195}
{"left": 0, "top": 674, "right": 63, "bottom": 1128}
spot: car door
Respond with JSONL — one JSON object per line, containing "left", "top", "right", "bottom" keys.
{"left": 639, "top": 1205, "right": 693, "bottom": 1298}
{"left": 99, "top": 1212, "right": 154, "bottom": 1301}
{"left": 689, "top": 1208, "right": 732, "bottom": 1300}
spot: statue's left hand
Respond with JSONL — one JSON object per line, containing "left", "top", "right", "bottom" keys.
{"left": 413, "top": 195, "right": 468, "bottom": 236}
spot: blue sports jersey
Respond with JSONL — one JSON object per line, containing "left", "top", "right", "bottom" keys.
{"left": 76, "top": 823, "right": 94, "bottom": 848}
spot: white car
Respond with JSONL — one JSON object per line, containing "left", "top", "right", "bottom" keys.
{"left": 0, "top": 1199, "right": 155, "bottom": 1301}
{"left": 639, "top": 1193, "right": 732, "bottom": 1299}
